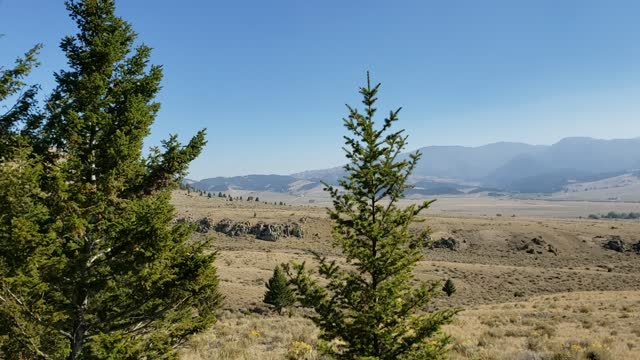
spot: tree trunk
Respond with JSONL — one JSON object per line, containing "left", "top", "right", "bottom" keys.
{"left": 69, "top": 236, "right": 92, "bottom": 359}
{"left": 69, "top": 284, "right": 87, "bottom": 360}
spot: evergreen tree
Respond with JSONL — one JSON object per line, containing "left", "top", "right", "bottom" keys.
{"left": 264, "top": 265, "right": 294, "bottom": 314}
{"left": 0, "top": 39, "right": 51, "bottom": 359}
{"left": 0, "top": 42, "right": 43, "bottom": 160}
{"left": 443, "top": 279, "right": 456, "bottom": 297}
{"left": 286, "top": 73, "right": 457, "bottom": 360}
{"left": 0, "top": 1, "right": 221, "bottom": 358}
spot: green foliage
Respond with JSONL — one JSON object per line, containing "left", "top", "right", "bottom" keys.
{"left": 443, "top": 279, "right": 456, "bottom": 297}
{"left": 0, "top": 42, "right": 43, "bottom": 160}
{"left": 0, "top": 1, "right": 221, "bottom": 358}
{"left": 264, "top": 265, "right": 295, "bottom": 314}
{"left": 285, "top": 73, "right": 457, "bottom": 360}
{"left": 0, "top": 42, "right": 41, "bottom": 100}
{"left": 588, "top": 211, "right": 640, "bottom": 220}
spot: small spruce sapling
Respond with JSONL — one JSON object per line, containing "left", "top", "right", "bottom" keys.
{"left": 443, "top": 279, "right": 456, "bottom": 297}
{"left": 264, "top": 265, "right": 294, "bottom": 314}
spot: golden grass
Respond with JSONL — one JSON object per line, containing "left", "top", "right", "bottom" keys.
{"left": 180, "top": 311, "right": 320, "bottom": 360}
{"left": 181, "top": 291, "right": 640, "bottom": 360}
{"left": 447, "top": 291, "right": 640, "bottom": 359}
{"left": 173, "top": 191, "right": 640, "bottom": 359}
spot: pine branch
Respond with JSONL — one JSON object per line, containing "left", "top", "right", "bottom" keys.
{"left": 0, "top": 286, "right": 73, "bottom": 341}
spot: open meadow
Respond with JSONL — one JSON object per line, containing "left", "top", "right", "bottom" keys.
{"left": 173, "top": 191, "right": 640, "bottom": 360}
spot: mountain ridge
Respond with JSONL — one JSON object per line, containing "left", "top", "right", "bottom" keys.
{"left": 188, "top": 137, "right": 640, "bottom": 197}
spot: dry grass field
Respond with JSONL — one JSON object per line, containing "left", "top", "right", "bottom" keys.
{"left": 173, "top": 191, "right": 640, "bottom": 359}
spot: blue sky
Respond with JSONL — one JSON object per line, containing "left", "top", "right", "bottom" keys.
{"left": 2, "top": 0, "right": 640, "bottom": 179}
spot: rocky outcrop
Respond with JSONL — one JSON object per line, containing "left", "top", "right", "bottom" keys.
{"left": 603, "top": 235, "right": 627, "bottom": 252}
{"left": 196, "top": 217, "right": 214, "bottom": 233}
{"left": 215, "top": 219, "right": 252, "bottom": 236}
{"left": 431, "top": 237, "right": 460, "bottom": 251}
{"left": 175, "top": 216, "right": 215, "bottom": 234}
{"left": 214, "top": 218, "right": 304, "bottom": 241}
{"left": 515, "top": 236, "right": 558, "bottom": 255}
{"left": 254, "top": 222, "right": 305, "bottom": 241}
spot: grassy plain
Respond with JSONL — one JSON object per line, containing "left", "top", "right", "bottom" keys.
{"left": 174, "top": 191, "right": 640, "bottom": 359}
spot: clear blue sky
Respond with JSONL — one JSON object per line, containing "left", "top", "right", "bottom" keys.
{"left": 2, "top": 0, "right": 640, "bottom": 179}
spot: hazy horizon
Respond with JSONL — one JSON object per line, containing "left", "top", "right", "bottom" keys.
{"left": 185, "top": 135, "right": 640, "bottom": 180}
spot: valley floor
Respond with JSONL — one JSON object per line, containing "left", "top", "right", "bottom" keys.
{"left": 173, "top": 191, "right": 640, "bottom": 359}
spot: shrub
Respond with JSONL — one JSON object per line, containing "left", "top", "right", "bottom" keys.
{"left": 443, "top": 279, "right": 456, "bottom": 297}
{"left": 287, "top": 340, "right": 314, "bottom": 360}
{"left": 264, "top": 265, "right": 295, "bottom": 314}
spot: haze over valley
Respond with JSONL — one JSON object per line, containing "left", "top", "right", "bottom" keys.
{"left": 189, "top": 136, "right": 640, "bottom": 202}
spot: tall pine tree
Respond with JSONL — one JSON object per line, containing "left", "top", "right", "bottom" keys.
{"left": 0, "top": 1, "right": 221, "bottom": 358}
{"left": 286, "top": 74, "right": 457, "bottom": 360}
{"left": 0, "top": 42, "right": 43, "bottom": 159}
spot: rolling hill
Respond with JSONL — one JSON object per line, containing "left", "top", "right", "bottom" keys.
{"left": 188, "top": 137, "right": 640, "bottom": 198}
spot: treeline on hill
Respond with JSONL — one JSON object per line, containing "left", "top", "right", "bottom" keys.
{"left": 179, "top": 183, "right": 293, "bottom": 206}
{"left": 180, "top": 183, "right": 261, "bottom": 202}
{"left": 1, "top": 1, "right": 455, "bottom": 359}
{"left": 588, "top": 211, "right": 640, "bottom": 220}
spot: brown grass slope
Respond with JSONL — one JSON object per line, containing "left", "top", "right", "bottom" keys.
{"left": 173, "top": 191, "right": 640, "bottom": 359}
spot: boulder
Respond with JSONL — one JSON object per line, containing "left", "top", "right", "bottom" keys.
{"left": 603, "top": 235, "right": 627, "bottom": 252}
{"left": 283, "top": 222, "right": 304, "bottom": 238}
{"left": 230, "top": 221, "right": 252, "bottom": 236}
{"left": 431, "top": 237, "right": 459, "bottom": 251}
{"left": 515, "top": 236, "right": 557, "bottom": 256}
{"left": 215, "top": 218, "right": 235, "bottom": 234}
{"left": 196, "top": 217, "right": 214, "bottom": 233}
{"left": 633, "top": 242, "right": 640, "bottom": 255}
{"left": 214, "top": 219, "right": 250, "bottom": 236}
{"left": 254, "top": 222, "right": 281, "bottom": 241}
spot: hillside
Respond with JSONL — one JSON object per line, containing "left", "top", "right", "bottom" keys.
{"left": 173, "top": 191, "right": 640, "bottom": 360}
{"left": 189, "top": 137, "right": 640, "bottom": 198}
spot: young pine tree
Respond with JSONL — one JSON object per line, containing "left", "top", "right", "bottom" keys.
{"left": 263, "top": 265, "right": 294, "bottom": 314}
{"left": 443, "top": 279, "right": 456, "bottom": 297}
{"left": 286, "top": 74, "right": 457, "bottom": 360}
{"left": 0, "top": 1, "right": 221, "bottom": 359}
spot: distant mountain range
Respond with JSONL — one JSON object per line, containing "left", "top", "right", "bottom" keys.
{"left": 188, "top": 137, "right": 640, "bottom": 197}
